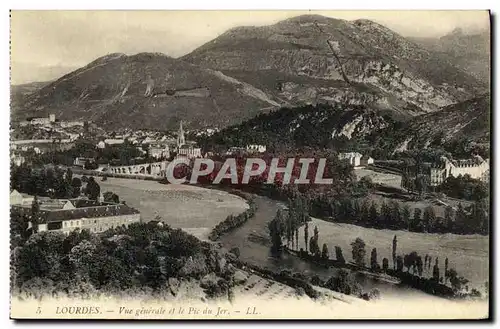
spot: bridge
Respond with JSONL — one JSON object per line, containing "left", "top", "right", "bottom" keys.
{"left": 104, "top": 161, "right": 169, "bottom": 177}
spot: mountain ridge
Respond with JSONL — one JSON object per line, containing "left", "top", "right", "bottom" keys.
{"left": 183, "top": 15, "right": 486, "bottom": 116}
{"left": 11, "top": 15, "right": 489, "bottom": 131}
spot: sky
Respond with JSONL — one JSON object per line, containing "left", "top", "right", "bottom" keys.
{"left": 10, "top": 10, "right": 490, "bottom": 84}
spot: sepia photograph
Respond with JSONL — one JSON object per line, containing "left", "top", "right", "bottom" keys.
{"left": 8, "top": 9, "right": 491, "bottom": 320}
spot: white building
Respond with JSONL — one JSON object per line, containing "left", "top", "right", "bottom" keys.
{"left": 429, "top": 155, "right": 490, "bottom": 186}
{"left": 360, "top": 155, "right": 375, "bottom": 166}
{"left": 10, "top": 190, "right": 35, "bottom": 206}
{"left": 74, "top": 157, "right": 95, "bottom": 167}
{"left": 96, "top": 140, "right": 106, "bottom": 149}
{"left": 104, "top": 139, "right": 125, "bottom": 146}
{"left": 149, "top": 144, "right": 170, "bottom": 159}
{"left": 11, "top": 200, "right": 141, "bottom": 235}
{"left": 30, "top": 117, "right": 51, "bottom": 125}
{"left": 177, "top": 145, "right": 202, "bottom": 159}
{"left": 246, "top": 144, "right": 267, "bottom": 153}
{"left": 226, "top": 147, "right": 247, "bottom": 155}
{"left": 338, "top": 152, "right": 363, "bottom": 167}
{"left": 60, "top": 121, "right": 84, "bottom": 128}
{"left": 141, "top": 137, "right": 158, "bottom": 145}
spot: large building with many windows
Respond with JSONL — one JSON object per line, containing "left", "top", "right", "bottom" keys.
{"left": 429, "top": 155, "right": 490, "bottom": 186}
{"left": 11, "top": 197, "right": 141, "bottom": 235}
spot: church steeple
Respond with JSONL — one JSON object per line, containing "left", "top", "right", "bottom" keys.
{"left": 177, "top": 120, "right": 185, "bottom": 148}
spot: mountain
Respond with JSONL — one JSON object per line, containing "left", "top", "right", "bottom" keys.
{"left": 410, "top": 28, "right": 490, "bottom": 84}
{"left": 12, "top": 15, "right": 489, "bottom": 131}
{"left": 11, "top": 53, "right": 278, "bottom": 130}
{"left": 10, "top": 81, "right": 48, "bottom": 108}
{"left": 183, "top": 15, "right": 487, "bottom": 117}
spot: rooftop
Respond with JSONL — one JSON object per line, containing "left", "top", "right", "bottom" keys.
{"left": 11, "top": 203, "right": 140, "bottom": 224}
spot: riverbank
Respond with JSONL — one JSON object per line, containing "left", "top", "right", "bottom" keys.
{"left": 292, "top": 217, "right": 488, "bottom": 292}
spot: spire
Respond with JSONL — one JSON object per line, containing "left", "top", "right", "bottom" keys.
{"left": 177, "top": 120, "right": 185, "bottom": 148}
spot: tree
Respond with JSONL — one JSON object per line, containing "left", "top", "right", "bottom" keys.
{"left": 423, "top": 207, "right": 436, "bottom": 233}
{"left": 321, "top": 244, "right": 329, "bottom": 261}
{"left": 448, "top": 268, "right": 468, "bottom": 292}
{"left": 295, "top": 226, "right": 299, "bottom": 249}
{"left": 412, "top": 208, "right": 422, "bottom": 232}
{"left": 269, "top": 210, "right": 286, "bottom": 253}
{"left": 416, "top": 256, "right": 423, "bottom": 276}
{"left": 85, "top": 177, "right": 101, "bottom": 201}
{"left": 360, "top": 200, "right": 370, "bottom": 225}
{"left": 405, "top": 251, "right": 419, "bottom": 274}
{"left": 390, "top": 201, "right": 402, "bottom": 229}
{"left": 65, "top": 168, "right": 73, "bottom": 184}
{"left": 309, "top": 236, "right": 320, "bottom": 257}
{"left": 432, "top": 258, "right": 440, "bottom": 281}
{"left": 382, "top": 258, "right": 389, "bottom": 272}
{"left": 370, "top": 248, "right": 379, "bottom": 272}
{"left": 415, "top": 174, "right": 429, "bottom": 197}
{"left": 444, "top": 257, "right": 449, "bottom": 284}
{"left": 455, "top": 203, "right": 468, "bottom": 233}
{"left": 103, "top": 191, "right": 120, "bottom": 204}
{"left": 71, "top": 177, "right": 82, "bottom": 198}
{"left": 351, "top": 238, "right": 366, "bottom": 267}
{"left": 392, "top": 235, "right": 397, "bottom": 270}
{"left": 84, "top": 160, "right": 98, "bottom": 170}
{"left": 444, "top": 206, "right": 454, "bottom": 232}
{"left": 470, "top": 200, "right": 488, "bottom": 234}
{"left": 380, "top": 202, "right": 391, "bottom": 227}
{"left": 335, "top": 246, "right": 345, "bottom": 264}
{"left": 30, "top": 196, "right": 40, "bottom": 234}
{"left": 402, "top": 205, "right": 411, "bottom": 231}
{"left": 311, "top": 226, "right": 320, "bottom": 257}
{"left": 396, "top": 255, "right": 404, "bottom": 272}
{"left": 368, "top": 202, "right": 378, "bottom": 226}
{"left": 304, "top": 221, "right": 309, "bottom": 252}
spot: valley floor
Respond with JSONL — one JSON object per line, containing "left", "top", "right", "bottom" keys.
{"left": 94, "top": 177, "right": 489, "bottom": 301}
{"left": 296, "top": 217, "right": 489, "bottom": 292}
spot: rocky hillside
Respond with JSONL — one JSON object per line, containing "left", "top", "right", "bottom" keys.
{"left": 184, "top": 15, "right": 486, "bottom": 117}
{"left": 204, "top": 102, "right": 394, "bottom": 151}
{"left": 11, "top": 53, "right": 278, "bottom": 130}
{"left": 368, "top": 95, "right": 490, "bottom": 155}
{"left": 410, "top": 28, "right": 490, "bottom": 84}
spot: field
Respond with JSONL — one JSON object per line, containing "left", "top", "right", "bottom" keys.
{"left": 96, "top": 178, "right": 249, "bottom": 240}
{"left": 295, "top": 217, "right": 489, "bottom": 291}
{"left": 355, "top": 168, "right": 402, "bottom": 189}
